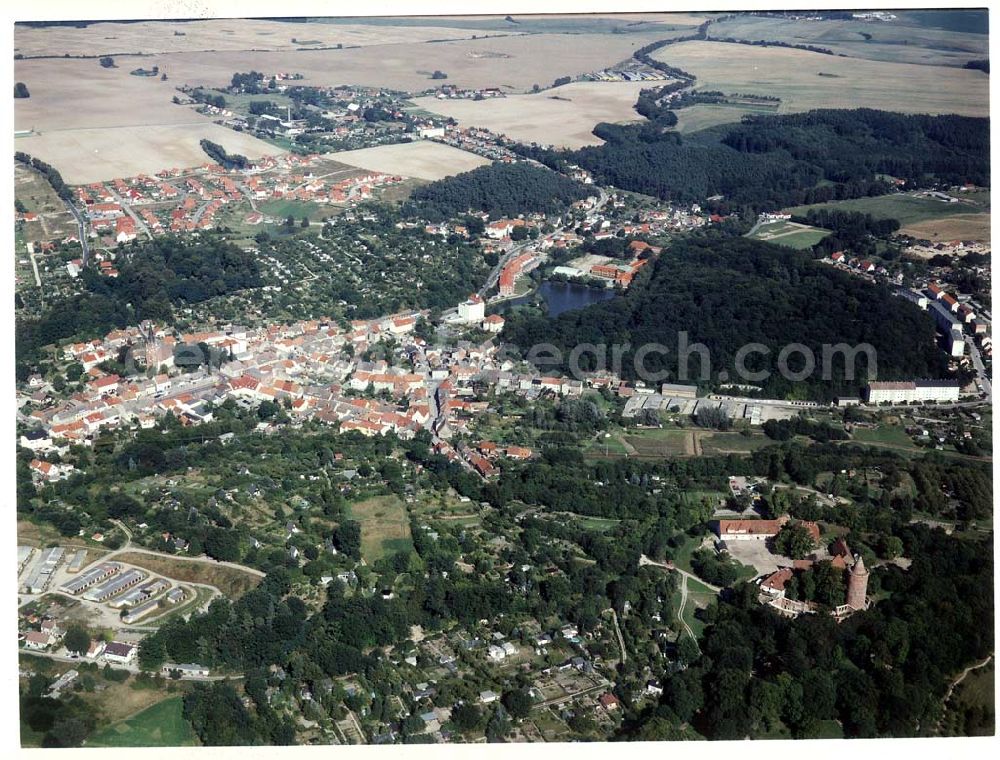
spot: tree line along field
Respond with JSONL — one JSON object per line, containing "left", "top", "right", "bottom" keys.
{"left": 706, "top": 14, "right": 988, "bottom": 67}
{"left": 329, "top": 140, "right": 490, "bottom": 181}
{"left": 414, "top": 81, "right": 653, "bottom": 149}
{"left": 747, "top": 220, "right": 831, "bottom": 250}
{"left": 13, "top": 57, "right": 281, "bottom": 184}
{"left": 12, "top": 18, "right": 503, "bottom": 57}
{"left": 651, "top": 41, "right": 989, "bottom": 126}
{"left": 136, "top": 30, "right": 674, "bottom": 94}
{"left": 14, "top": 162, "right": 80, "bottom": 241}
{"left": 785, "top": 191, "right": 991, "bottom": 242}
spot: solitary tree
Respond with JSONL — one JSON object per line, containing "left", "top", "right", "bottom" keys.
{"left": 63, "top": 624, "right": 91, "bottom": 656}
{"left": 773, "top": 523, "right": 817, "bottom": 559}
{"left": 14, "top": 82, "right": 30, "bottom": 98}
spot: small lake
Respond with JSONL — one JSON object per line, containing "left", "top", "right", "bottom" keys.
{"left": 499, "top": 280, "right": 619, "bottom": 317}
{"left": 536, "top": 281, "right": 618, "bottom": 317}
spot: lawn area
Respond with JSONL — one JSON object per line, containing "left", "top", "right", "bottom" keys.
{"left": 680, "top": 576, "right": 719, "bottom": 639}
{"left": 258, "top": 199, "right": 322, "bottom": 221}
{"left": 623, "top": 427, "right": 691, "bottom": 458}
{"left": 346, "top": 494, "right": 413, "bottom": 562}
{"left": 87, "top": 696, "right": 198, "bottom": 747}
{"left": 699, "top": 431, "right": 772, "bottom": 455}
{"left": 191, "top": 89, "right": 296, "bottom": 114}
{"left": 747, "top": 220, "right": 831, "bottom": 250}
{"left": 583, "top": 434, "right": 630, "bottom": 459}
{"left": 851, "top": 425, "right": 920, "bottom": 450}
{"left": 575, "top": 516, "right": 622, "bottom": 532}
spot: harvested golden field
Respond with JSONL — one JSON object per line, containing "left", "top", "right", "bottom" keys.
{"left": 901, "top": 215, "right": 991, "bottom": 243}
{"left": 142, "top": 31, "right": 672, "bottom": 93}
{"left": 327, "top": 140, "right": 490, "bottom": 180}
{"left": 13, "top": 18, "right": 494, "bottom": 57}
{"left": 16, "top": 125, "right": 278, "bottom": 185}
{"left": 706, "top": 15, "right": 989, "bottom": 67}
{"left": 653, "top": 41, "right": 990, "bottom": 120}
{"left": 14, "top": 58, "right": 280, "bottom": 183}
{"left": 415, "top": 81, "right": 651, "bottom": 148}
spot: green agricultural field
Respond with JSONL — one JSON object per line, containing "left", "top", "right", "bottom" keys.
{"left": 258, "top": 199, "right": 322, "bottom": 221}
{"left": 87, "top": 697, "right": 198, "bottom": 747}
{"left": 575, "top": 515, "right": 622, "bottom": 532}
{"left": 747, "top": 220, "right": 831, "bottom": 250}
{"left": 346, "top": 494, "right": 414, "bottom": 562}
{"left": 624, "top": 427, "right": 692, "bottom": 458}
{"left": 674, "top": 101, "right": 780, "bottom": 133}
{"left": 584, "top": 434, "right": 630, "bottom": 459}
{"left": 699, "top": 431, "right": 772, "bottom": 455}
{"left": 851, "top": 425, "right": 920, "bottom": 451}
{"left": 785, "top": 191, "right": 990, "bottom": 228}
{"left": 192, "top": 89, "right": 296, "bottom": 114}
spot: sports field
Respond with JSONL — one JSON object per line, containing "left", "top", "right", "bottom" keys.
{"left": 87, "top": 697, "right": 198, "bottom": 747}
{"left": 748, "top": 220, "right": 831, "bottom": 249}
{"left": 346, "top": 495, "right": 414, "bottom": 562}
{"left": 328, "top": 140, "right": 489, "bottom": 180}
{"left": 414, "top": 81, "right": 652, "bottom": 148}
{"left": 786, "top": 192, "right": 991, "bottom": 243}
{"left": 652, "top": 41, "right": 989, "bottom": 123}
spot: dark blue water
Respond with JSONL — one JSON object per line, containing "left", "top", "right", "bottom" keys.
{"left": 538, "top": 281, "right": 617, "bottom": 317}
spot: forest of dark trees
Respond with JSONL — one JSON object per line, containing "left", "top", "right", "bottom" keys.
{"left": 406, "top": 162, "right": 596, "bottom": 220}
{"left": 513, "top": 109, "right": 989, "bottom": 213}
{"left": 109, "top": 426, "right": 993, "bottom": 743}
{"left": 794, "top": 208, "right": 902, "bottom": 257}
{"left": 16, "top": 236, "right": 261, "bottom": 366}
{"left": 626, "top": 526, "right": 993, "bottom": 740}
{"left": 502, "top": 236, "right": 949, "bottom": 400}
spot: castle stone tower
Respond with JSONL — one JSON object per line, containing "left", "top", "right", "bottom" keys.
{"left": 846, "top": 554, "right": 869, "bottom": 610}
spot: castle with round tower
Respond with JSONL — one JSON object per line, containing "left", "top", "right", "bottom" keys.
{"left": 846, "top": 553, "right": 870, "bottom": 611}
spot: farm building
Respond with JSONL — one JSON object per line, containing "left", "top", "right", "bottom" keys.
{"left": 121, "top": 598, "right": 163, "bottom": 624}
{"left": 109, "top": 578, "right": 171, "bottom": 609}
{"left": 23, "top": 547, "right": 65, "bottom": 594}
{"left": 714, "top": 515, "right": 790, "bottom": 541}
{"left": 59, "top": 561, "right": 121, "bottom": 595}
{"left": 66, "top": 550, "right": 89, "bottom": 573}
{"left": 161, "top": 663, "right": 211, "bottom": 677}
{"left": 103, "top": 641, "right": 137, "bottom": 665}
{"left": 83, "top": 568, "right": 146, "bottom": 602}
{"left": 23, "top": 631, "right": 52, "bottom": 650}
